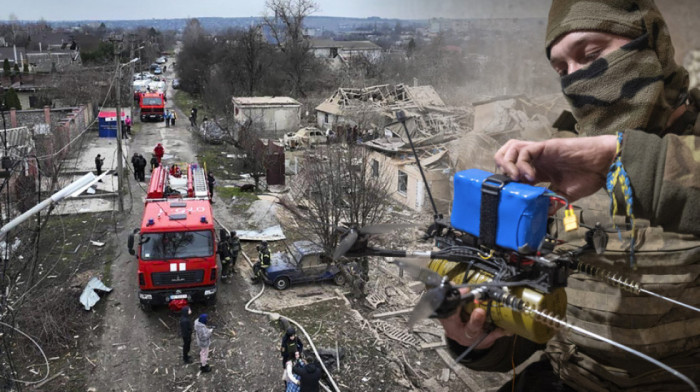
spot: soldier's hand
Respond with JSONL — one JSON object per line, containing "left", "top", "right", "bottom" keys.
{"left": 494, "top": 135, "right": 617, "bottom": 203}
{"left": 439, "top": 289, "right": 510, "bottom": 350}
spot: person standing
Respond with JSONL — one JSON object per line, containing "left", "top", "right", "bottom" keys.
{"left": 217, "top": 231, "right": 234, "bottom": 282}
{"left": 179, "top": 306, "right": 193, "bottom": 364}
{"left": 165, "top": 110, "right": 170, "bottom": 128}
{"left": 153, "top": 143, "right": 164, "bottom": 164}
{"left": 171, "top": 110, "right": 177, "bottom": 126}
{"left": 253, "top": 240, "right": 271, "bottom": 283}
{"left": 95, "top": 154, "right": 105, "bottom": 181}
{"left": 191, "top": 107, "right": 198, "bottom": 125}
{"left": 150, "top": 154, "right": 159, "bottom": 172}
{"left": 293, "top": 355, "right": 322, "bottom": 392}
{"left": 283, "top": 351, "right": 302, "bottom": 392}
{"left": 207, "top": 172, "right": 216, "bottom": 201}
{"left": 281, "top": 327, "right": 303, "bottom": 369}
{"left": 131, "top": 153, "right": 140, "bottom": 180}
{"left": 194, "top": 314, "right": 213, "bottom": 373}
{"left": 125, "top": 115, "right": 132, "bottom": 136}
{"left": 229, "top": 231, "right": 241, "bottom": 268}
{"left": 137, "top": 154, "right": 147, "bottom": 181}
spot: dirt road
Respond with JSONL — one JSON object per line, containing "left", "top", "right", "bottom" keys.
{"left": 85, "top": 63, "right": 283, "bottom": 392}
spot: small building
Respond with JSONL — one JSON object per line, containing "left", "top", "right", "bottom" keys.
{"left": 98, "top": 108, "right": 131, "bottom": 138}
{"left": 232, "top": 96, "right": 302, "bottom": 140}
{"left": 368, "top": 148, "right": 452, "bottom": 213}
{"left": 310, "top": 39, "right": 382, "bottom": 63}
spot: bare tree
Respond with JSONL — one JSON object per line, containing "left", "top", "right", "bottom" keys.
{"left": 263, "top": 0, "right": 319, "bottom": 97}
{"left": 238, "top": 26, "right": 271, "bottom": 96}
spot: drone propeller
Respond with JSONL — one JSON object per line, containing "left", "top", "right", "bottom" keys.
{"left": 390, "top": 258, "right": 442, "bottom": 287}
{"left": 333, "top": 229, "right": 358, "bottom": 260}
{"left": 408, "top": 277, "right": 451, "bottom": 329}
{"left": 332, "top": 223, "right": 417, "bottom": 260}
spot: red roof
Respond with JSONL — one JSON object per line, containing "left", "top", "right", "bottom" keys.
{"left": 98, "top": 111, "right": 128, "bottom": 119}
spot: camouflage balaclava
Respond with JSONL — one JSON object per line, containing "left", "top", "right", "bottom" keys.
{"left": 545, "top": 0, "right": 689, "bottom": 136}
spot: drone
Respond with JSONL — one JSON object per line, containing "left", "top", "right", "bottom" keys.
{"left": 332, "top": 111, "right": 699, "bottom": 391}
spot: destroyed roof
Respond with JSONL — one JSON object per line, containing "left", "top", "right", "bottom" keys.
{"left": 311, "top": 39, "right": 382, "bottom": 51}
{"left": 232, "top": 96, "right": 302, "bottom": 107}
{"left": 315, "top": 84, "right": 447, "bottom": 116}
{"left": 0, "top": 127, "right": 34, "bottom": 159}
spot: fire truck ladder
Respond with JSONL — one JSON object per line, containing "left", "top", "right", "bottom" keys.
{"left": 191, "top": 166, "right": 209, "bottom": 198}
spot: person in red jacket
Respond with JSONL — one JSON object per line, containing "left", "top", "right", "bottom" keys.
{"left": 153, "top": 143, "right": 164, "bottom": 164}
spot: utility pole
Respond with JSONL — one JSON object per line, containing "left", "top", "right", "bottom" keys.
{"left": 128, "top": 34, "right": 136, "bottom": 119}
{"left": 109, "top": 36, "right": 125, "bottom": 212}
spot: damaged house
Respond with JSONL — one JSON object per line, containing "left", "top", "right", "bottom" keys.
{"left": 232, "top": 96, "right": 302, "bottom": 140}
{"left": 315, "top": 84, "right": 470, "bottom": 212}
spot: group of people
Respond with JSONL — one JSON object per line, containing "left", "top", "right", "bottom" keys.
{"left": 130, "top": 153, "right": 147, "bottom": 181}
{"left": 164, "top": 110, "right": 177, "bottom": 127}
{"left": 217, "top": 230, "right": 241, "bottom": 282}
{"left": 179, "top": 306, "right": 214, "bottom": 373}
{"left": 281, "top": 327, "right": 323, "bottom": 392}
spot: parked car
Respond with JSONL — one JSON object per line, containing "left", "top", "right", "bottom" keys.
{"left": 263, "top": 241, "right": 346, "bottom": 290}
{"left": 153, "top": 66, "right": 162, "bottom": 75}
{"left": 295, "top": 127, "right": 327, "bottom": 146}
{"left": 155, "top": 56, "right": 167, "bottom": 64}
{"left": 149, "top": 63, "right": 160, "bottom": 71}
{"left": 172, "top": 78, "right": 180, "bottom": 89}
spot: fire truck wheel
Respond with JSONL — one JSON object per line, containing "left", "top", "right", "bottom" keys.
{"left": 333, "top": 273, "right": 347, "bottom": 286}
{"left": 273, "top": 277, "right": 290, "bottom": 290}
{"left": 139, "top": 302, "right": 153, "bottom": 312}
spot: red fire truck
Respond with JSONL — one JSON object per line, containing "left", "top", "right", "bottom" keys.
{"left": 128, "top": 163, "right": 217, "bottom": 310}
{"left": 138, "top": 92, "right": 166, "bottom": 122}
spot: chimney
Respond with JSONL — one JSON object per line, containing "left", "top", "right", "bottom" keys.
{"left": 10, "top": 108, "right": 17, "bottom": 128}
{"left": 44, "top": 105, "right": 51, "bottom": 125}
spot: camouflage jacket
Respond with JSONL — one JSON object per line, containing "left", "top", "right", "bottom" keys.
{"left": 451, "top": 89, "right": 700, "bottom": 391}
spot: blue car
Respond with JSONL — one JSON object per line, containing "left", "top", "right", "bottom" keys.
{"left": 263, "top": 241, "right": 346, "bottom": 290}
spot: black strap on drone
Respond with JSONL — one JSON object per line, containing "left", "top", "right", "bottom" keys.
{"left": 480, "top": 174, "right": 511, "bottom": 248}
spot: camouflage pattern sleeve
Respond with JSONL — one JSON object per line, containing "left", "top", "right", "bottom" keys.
{"left": 446, "top": 335, "right": 543, "bottom": 372}
{"left": 620, "top": 130, "right": 700, "bottom": 235}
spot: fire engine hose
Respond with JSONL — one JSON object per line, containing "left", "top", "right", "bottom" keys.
{"left": 240, "top": 249, "right": 340, "bottom": 392}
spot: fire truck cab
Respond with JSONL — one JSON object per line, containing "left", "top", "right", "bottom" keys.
{"left": 128, "top": 163, "right": 217, "bottom": 310}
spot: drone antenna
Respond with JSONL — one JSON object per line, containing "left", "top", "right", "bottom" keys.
{"left": 396, "top": 110, "right": 440, "bottom": 219}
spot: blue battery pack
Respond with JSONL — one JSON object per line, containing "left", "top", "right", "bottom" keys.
{"left": 451, "top": 168, "right": 550, "bottom": 252}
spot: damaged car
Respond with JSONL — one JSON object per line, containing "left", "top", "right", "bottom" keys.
{"left": 263, "top": 241, "right": 346, "bottom": 290}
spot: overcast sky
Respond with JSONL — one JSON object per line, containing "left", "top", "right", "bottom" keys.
{"left": 8, "top": 0, "right": 552, "bottom": 21}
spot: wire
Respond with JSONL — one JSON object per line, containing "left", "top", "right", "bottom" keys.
{"left": 0, "top": 320, "right": 50, "bottom": 385}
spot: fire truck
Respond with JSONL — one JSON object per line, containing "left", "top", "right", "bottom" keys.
{"left": 138, "top": 92, "right": 166, "bottom": 122}
{"left": 127, "top": 163, "right": 217, "bottom": 310}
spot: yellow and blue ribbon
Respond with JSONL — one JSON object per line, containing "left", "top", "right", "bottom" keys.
{"left": 605, "top": 132, "right": 636, "bottom": 269}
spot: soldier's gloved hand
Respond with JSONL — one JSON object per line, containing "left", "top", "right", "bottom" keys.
{"left": 439, "top": 288, "right": 510, "bottom": 350}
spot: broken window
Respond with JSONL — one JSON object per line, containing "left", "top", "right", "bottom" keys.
{"left": 398, "top": 170, "right": 407, "bottom": 195}
{"left": 371, "top": 159, "right": 379, "bottom": 177}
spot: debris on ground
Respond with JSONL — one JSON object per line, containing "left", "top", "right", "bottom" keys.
{"left": 79, "top": 277, "right": 113, "bottom": 310}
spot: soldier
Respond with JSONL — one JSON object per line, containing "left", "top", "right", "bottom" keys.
{"left": 253, "top": 241, "right": 271, "bottom": 283}
{"left": 442, "top": 1, "right": 700, "bottom": 391}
